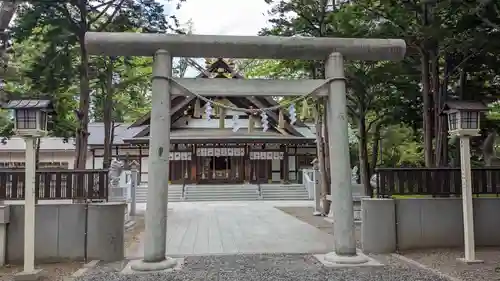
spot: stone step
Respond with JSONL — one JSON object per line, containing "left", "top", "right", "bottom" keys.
{"left": 186, "top": 191, "right": 258, "bottom": 196}
{"left": 262, "top": 190, "right": 309, "bottom": 194}
{"left": 186, "top": 187, "right": 257, "bottom": 192}
{"left": 262, "top": 197, "right": 310, "bottom": 200}
{"left": 135, "top": 190, "right": 182, "bottom": 194}
{"left": 186, "top": 196, "right": 259, "bottom": 201}
{"left": 185, "top": 192, "right": 258, "bottom": 197}
{"left": 262, "top": 193, "right": 310, "bottom": 197}
{"left": 184, "top": 196, "right": 259, "bottom": 201}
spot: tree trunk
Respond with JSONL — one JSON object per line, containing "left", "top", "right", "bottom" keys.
{"left": 421, "top": 49, "right": 433, "bottom": 167}
{"left": 440, "top": 54, "right": 451, "bottom": 165}
{"left": 321, "top": 98, "right": 331, "bottom": 215}
{"left": 431, "top": 48, "right": 444, "bottom": 167}
{"left": 315, "top": 102, "right": 328, "bottom": 215}
{"left": 357, "top": 115, "right": 372, "bottom": 197}
{"left": 103, "top": 58, "right": 114, "bottom": 169}
{"left": 74, "top": 1, "right": 91, "bottom": 169}
{"left": 370, "top": 123, "right": 382, "bottom": 174}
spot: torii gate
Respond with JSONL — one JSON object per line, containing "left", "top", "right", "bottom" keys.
{"left": 85, "top": 32, "right": 406, "bottom": 271}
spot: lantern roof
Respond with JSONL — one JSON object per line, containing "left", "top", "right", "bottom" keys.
{"left": 3, "top": 99, "right": 53, "bottom": 110}
{"left": 441, "top": 101, "right": 488, "bottom": 114}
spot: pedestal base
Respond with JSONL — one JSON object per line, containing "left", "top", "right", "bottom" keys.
{"left": 315, "top": 251, "right": 383, "bottom": 268}
{"left": 14, "top": 269, "right": 43, "bottom": 281}
{"left": 457, "top": 257, "right": 484, "bottom": 264}
{"left": 122, "top": 257, "right": 183, "bottom": 274}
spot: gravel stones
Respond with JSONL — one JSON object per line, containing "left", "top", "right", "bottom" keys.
{"left": 74, "top": 253, "right": 452, "bottom": 281}
{"left": 403, "top": 248, "right": 500, "bottom": 281}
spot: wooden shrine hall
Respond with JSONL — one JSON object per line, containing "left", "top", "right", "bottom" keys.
{"left": 123, "top": 58, "right": 317, "bottom": 184}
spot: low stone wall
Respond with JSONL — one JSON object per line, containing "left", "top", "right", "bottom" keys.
{"left": 4, "top": 202, "right": 126, "bottom": 264}
{"left": 361, "top": 198, "right": 500, "bottom": 253}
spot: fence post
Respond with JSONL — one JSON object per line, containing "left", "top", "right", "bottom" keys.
{"left": 130, "top": 162, "right": 138, "bottom": 217}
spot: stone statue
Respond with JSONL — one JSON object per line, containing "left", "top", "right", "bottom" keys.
{"left": 370, "top": 173, "right": 378, "bottom": 189}
{"left": 109, "top": 158, "right": 124, "bottom": 190}
{"left": 351, "top": 166, "right": 359, "bottom": 184}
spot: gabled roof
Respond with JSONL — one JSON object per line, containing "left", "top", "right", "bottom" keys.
{"left": 441, "top": 100, "right": 488, "bottom": 113}
{"left": 129, "top": 58, "right": 309, "bottom": 139}
{"left": 4, "top": 99, "right": 53, "bottom": 110}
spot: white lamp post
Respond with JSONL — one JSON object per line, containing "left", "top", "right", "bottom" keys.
{"left": 3, "top": 99, "right": 53, "bottom": 279}
{"left": 442, "top": 100, "right": 487, "bottom": 264}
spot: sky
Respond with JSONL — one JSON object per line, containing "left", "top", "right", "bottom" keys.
{"left": 161, "top": 0, "right": 273, "bottom": 77}
{"left": 167, "top": 0, "right": 271, "bottom": 35}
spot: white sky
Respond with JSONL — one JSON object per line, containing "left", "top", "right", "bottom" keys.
{"left": 167, "top": 0, "right": 271, "bottom": 35}
{"left": 161, "top": 0, "right": 272, "bottom": 77}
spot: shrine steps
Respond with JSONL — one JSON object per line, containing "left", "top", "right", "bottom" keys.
{"left": 135, "top": 183, "right": 312, "bottom": 202}
{"left": 135, "top": 184, "right": 183, "bottom": 203}
{"left": 260, "top": 184, "right": 311, "bottom": 201}
{"left": 185, "top": 184, "right": 260, "bottom": 201}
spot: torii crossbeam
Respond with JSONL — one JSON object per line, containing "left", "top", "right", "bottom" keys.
{"left": 85, "top": 32, "right": 406, "bottom": 271}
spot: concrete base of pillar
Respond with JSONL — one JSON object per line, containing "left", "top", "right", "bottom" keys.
{"left": 456, "top": 257, "right": 484, "bottom": 264}
{"left": 14, "top": 269, "right": 44, "bottom": 281}
{"left": 314, "top": 251, "right": 382, "bottom": 268}
{"left": 123, "top": 257, "right": 183, "bottom": 274}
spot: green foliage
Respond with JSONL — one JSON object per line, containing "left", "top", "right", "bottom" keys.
{"left": 377, "top": 125, "right": 424, "bottom": 167}
{"left": 257, "top": 0, "right": 500, "bottom": 169}
{"left": 3, "top": 0, "right": 187, "bottom": 143}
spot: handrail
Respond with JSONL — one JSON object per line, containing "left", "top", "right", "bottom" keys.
{"left": 302, "top": 169, "right": 315, "bottom": 199}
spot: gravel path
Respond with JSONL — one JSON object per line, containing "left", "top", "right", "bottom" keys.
{"left": 0, "top": 262, "right": 84, "bottom": 281}
{"left": 403, "top": 247, "right": 500, "bottom": 281}
{"left": 74, "top": 254, "right": 451, "bottom": 281}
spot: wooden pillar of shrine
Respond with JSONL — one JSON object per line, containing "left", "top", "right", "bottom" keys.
{"left": 282, "top": 144, "right": 289, "bottom": 183}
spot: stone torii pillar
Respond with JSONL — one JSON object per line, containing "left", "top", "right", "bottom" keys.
{"left": 85, "top": 32, "right": 406, "bottom": 270}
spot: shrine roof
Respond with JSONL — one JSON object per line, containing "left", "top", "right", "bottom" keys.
{"left": 129, "top": 58, "right": 309, "bottom": 138}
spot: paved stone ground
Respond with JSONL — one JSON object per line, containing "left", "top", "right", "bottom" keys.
{"left": 131, "top": 201, "right": 334, "bottom": 257}
{"left": 276, "top": 206, "right": 362, "bottom": 248}
{"left": 75, "top": 254, "right": 451, "bottom": 281}
{"left": 106, "top": 202, "right": 450, "bottom": 280}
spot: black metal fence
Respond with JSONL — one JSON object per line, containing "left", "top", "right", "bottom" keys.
{"left": 375, "top": 167, "right": 500, "bottom": 197}
{"left": 0, "top": 169, "right": 109, "bottom": 200}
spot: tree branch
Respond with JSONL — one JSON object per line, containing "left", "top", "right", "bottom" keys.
{"left": 94, "top": 0, "right": 127, "bottom": 31}
{"left": 88, "top": 0, "right": 115, "bottom": 13}
{"left": 56, "top": 4, "right": 79, "bottom": 31}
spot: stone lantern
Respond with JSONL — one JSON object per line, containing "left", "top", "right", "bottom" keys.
{"left": 3, "top": 99, "right": 53, "bottom": 137}
{"left": 442, "top": 101, "right": 487, "bottom": 137}
{"left": 1, "top": 98, "right": 53, "bottom": 279}
{"left": 441, "top": 100, "right": 487, "bottom": 264}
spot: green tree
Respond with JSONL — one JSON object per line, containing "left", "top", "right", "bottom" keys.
{"left": 260, "top": 0, "right": 423, "bottom": 195}
{"left": 11, "top": 0, "right": 179, "bottom": 168}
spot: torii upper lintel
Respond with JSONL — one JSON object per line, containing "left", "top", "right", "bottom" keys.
{"left": 85, "top": 32, "right": 406, "bottom": 61}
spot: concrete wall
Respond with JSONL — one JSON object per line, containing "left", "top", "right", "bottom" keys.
{"left": 361, "top": 198, "right": 500, "bottom": 253}
{"left": 5, "top": 202, "right": 126, "bottom": 264}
